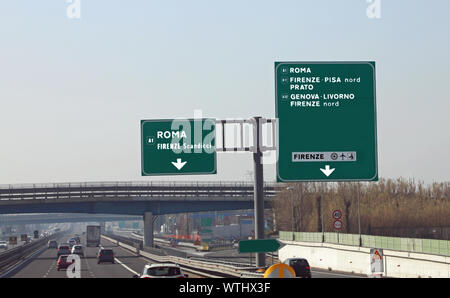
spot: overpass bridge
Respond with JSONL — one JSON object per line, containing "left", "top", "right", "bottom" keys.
{"left": 0, "top": 213, "right": 141, "bottom": 226}
{"left": 0, "top": 181, "right": 281, "bottom": 215}
{"left": 0, "top": 181, "right": 282, "bottom": 247}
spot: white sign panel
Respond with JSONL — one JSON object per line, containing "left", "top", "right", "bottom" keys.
{"left": 370, "top": 248, "right": 384, "bottom": 276}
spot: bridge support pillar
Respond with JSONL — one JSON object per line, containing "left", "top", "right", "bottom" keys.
{"left": 143, "top": 212, "right": 154, "bottom": 248}
{"left": 99, "top": 222, "right": 106, "bottom": 234}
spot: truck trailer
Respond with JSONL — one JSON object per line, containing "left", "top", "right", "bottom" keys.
{"left": 86, "top": 225, "right": 101, "bottom": 247}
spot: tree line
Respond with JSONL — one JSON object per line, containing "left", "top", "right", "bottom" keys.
{"left": 272, "top": 178, "right": 450, "bottom": 239}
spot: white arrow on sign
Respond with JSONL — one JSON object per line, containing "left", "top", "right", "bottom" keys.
{"left": 320, "top": 165, "right": 335, "bottom": 177}
{"left": 171, "top": 158, "right": 187, "bottom": 170}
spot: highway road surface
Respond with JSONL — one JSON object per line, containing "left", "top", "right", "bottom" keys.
{"left": 3, "top": 230, "right": 365, "bottom": 278}
{"left": 6, "top": 233, "right": 203, "bottom": 278}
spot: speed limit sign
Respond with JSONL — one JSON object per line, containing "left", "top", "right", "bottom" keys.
{"left": 332, "top": 209, "right": 342, "bottom": 220}
{"left": 333, "top": 219, "right": 343, "bottom": 230}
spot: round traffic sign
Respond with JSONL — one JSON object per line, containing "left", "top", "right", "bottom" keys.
{"left": 263, "top": 263, "right": 296, "bottom": 278}
{"left": 333, "top": 219, "right": 343, "bottom": 230}
{"left": 332, "top": 209, "right": 342, "bottom": 220}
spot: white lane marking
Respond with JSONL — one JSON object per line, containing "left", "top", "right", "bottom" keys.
{"left": 113, "top": 256, "right": 139, "bottom": 276}
{"left": 43, "top": 253, "right": 57, "bottom": 278}
{"left": 83, "top": 252, "right": 95, "bottom": 278}
{"left": 99, "top": 246, "right": 138, "bottom": 276}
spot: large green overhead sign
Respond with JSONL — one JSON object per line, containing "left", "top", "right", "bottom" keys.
{"left": 275, "top": 62, "right": 378, "bottom": 182}
{"left": 141, "top": 118, "right": 216, "bottom": 176}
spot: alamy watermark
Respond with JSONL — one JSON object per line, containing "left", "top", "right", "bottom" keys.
{"left": 65, "top": 1, "right": 379, "bottom": 21}
{"left": 366, "top": 0, "right": 381, "bottom": 19}
{"left": 162, "top": 110, "right": 278, "bottom": 166}
{"left": 66, "top": 254, "right": 81, "bottom": 278}
{"left": 66, "top": 0, "right": 81, "bottom": 19}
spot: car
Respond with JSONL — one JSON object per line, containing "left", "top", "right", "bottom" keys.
{"left": 48, "top": 240, "right": 58, "bottom": 249}
{"left": 67, "top": 239, "right": 77, "bottom": 249}
{"left": 57, "top": 255, "right": 75, "bottom": 271}
{"left": 283, "top": 258, "right": 311, "bottom": 278}
{"left": 71, "top": 245, "right": 84, "bottom": 257}
{"left": 97, "top": 249, "right": 114, "bottom": 264}
{"left": 134, "top": 263, "right": 187, "bottom": 278}
{"left": 57, "top": 244, "right": 71, "bottom": 257}
{"left": 0, "top": 241, "right": 7, "bottom": 249}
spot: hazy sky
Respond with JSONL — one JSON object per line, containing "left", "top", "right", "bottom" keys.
{"left": 0, "top": 0, "right": 449, "bottom": 184}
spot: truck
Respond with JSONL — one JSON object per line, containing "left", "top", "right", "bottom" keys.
{"left": 8, "top": 236, "right": 17, "bottom": 245}
{"left": 86, "top": 225, "right": 101, "bottom": 247}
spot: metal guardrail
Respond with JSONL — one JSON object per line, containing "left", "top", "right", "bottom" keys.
{"left": 119, "top": 233, "right": 192, "bottom": 258}
{"left": 105, "top": 233, "right": 142, "bottom": 248}
{"left": 0, "top": 181, "right": 281, "bottom": 202}
{"left": 132, "top": 232, "right": 276, "bottom": 267}
{"left": 102, "top": 234, "right": 264, "bottom": 278}
{"left": 188, "top": 256, "right": 257, "bottom": 269}
{"left": 0, "top": 232, "right": 63, "bottom": 272}
{"left": 0, "top": 181, "right": 280, "bottom": 190}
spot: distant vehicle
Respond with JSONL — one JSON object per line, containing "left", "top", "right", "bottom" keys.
{"left": 9, "top": 236, "right": 17, "bottom": 245}
{"left": 57, "top": 255, "right": 74, "bottom": 271}
{"left": 283, "top": 258, "right": 311, "bottom": 278}
{"left": 57, "top": 244, "right": 71, "bottom": 257}
{"left": 68, "top": 238, "right": 76, "bottom": 248}
{"left": 97, "top": 248, "right": 114, "bottom": 264}
{"left": 134, "top": 263, "right": 187, "bottom": 278}
{"left": 71, "top": 245, "right": 84, "bottom": 257}
{"left": 86, "top": 226, "right": 101, "bottom": 247}
{"left": 198, "top": 242, "right": 209, "bottom": 252}
{"left": 48, "top": 240, "right": 58, "bottom": 249}
{"left": 0, "top": 241, "right": 7, "bottom": 249}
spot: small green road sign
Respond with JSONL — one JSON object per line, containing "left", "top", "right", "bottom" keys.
{"left": 275, "top": 62, "right": 378, "bottom": 182}
{"left": 141, "top": 118, "right": 216, "bottom": 176}
{"left": 238, "top": 239, "right": 281, "bottom": 253}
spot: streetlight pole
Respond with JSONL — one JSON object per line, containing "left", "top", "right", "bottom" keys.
{"left": 357, "top": 182, "right": 362, "bottom": 246}
{"left": 252, "top": 117, "right": 265, "bottom": 268}
{"left": 287, "top": 187, "right": 295, "bottom": 233}
{"left": 321, "top": 183, "right": 325, "bottom": 242}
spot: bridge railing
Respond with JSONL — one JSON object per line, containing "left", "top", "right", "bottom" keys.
{"left": 0, "top": 181, "right": 281, "bottom": 201}
{"left": 0, "top": 181, "right": 279, "bottom": 189}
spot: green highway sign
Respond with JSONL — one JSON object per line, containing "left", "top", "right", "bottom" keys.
{"left": 141, "top": 118, "right": 216, "bottom": 176}
{"left": 238, "top": 239, "right": 282, "bottom": 253}
{"left": 275, "top": 62, "right": 378, "bottom": 182}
